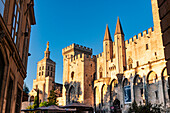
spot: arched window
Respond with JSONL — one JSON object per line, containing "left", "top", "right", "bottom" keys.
{"left": 110, "top": 79, "right": 118, "bottom": 102}
{"left": 71, "top": 72, "right": 74, "bottom": 80}
{"left": 39, "top": 67, "right": 41, "bottom": 70}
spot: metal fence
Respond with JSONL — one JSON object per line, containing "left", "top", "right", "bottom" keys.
{"left": 0, "top": 0, "right": 5, "bottom": 17}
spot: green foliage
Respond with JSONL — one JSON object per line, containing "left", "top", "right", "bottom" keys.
{"left": 47, "top": 89, "right": 58, "bottom": 106}
{"left": 33, "top": 96, "right": 38, "bottom": 108}
{"left": 128, "top": 101, "right": 162, "bottom": 113}
{"left": 23, "top": 83, "right": 29, "bottom": 94}
{"left": 26, "top": 105, "right": 34, "bottom": 109}
{"left": 39, "top": 101, "right": 48, "bottom": 107}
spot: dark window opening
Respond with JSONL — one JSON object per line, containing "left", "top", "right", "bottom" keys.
{"left": 48, "top": 66, "right": 49, "bottom": 70}
{"left": 168, "top": 89, "right": 170, "bottom": 99}
{"left": 42, "top": 66, "right": 44, "bottom": 70}
{"left": 0, "top": 51, "right": 5, "bottom": 97}
{"left": 39, "top": 72, "right": 41, "bottom": 76}
{"left": 155, "top": 91, "right": 158, "bottom": 99}
{"left": 51, "top": 72, "right": 52, "bottom": 77}
{"left": 136, "top": 61, "right": 139, "bottom": 67}
{"left": 100, "top": 72, "right": 102, "bottom": 78}
{"left": 42, "top": 71, "right": 43, "bottom": 75}
{"left": 51, "top": 67, "right": 53, "bottom": 71}
{"left": 71, "top": 72, "right": 74, "bottom": 80}
{"left": 91, "top": 64, "right": 92, "bottom": 67}
{"left": 140, "top": 88, "right": 143, "bottom": 97}
{"left": 146, "top": 44, "right": 149, "bottom": 50}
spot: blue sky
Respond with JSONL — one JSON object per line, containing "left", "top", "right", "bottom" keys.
{"left": 25, "top": 0, "right": 153, "bottom": 90}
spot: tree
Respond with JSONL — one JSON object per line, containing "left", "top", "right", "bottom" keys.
{"left": 47, "top": 89, "right": 58, "bottom": 106}
{"left": 23, "top": 83, "right": 29, "bottom": 94}
{"left": 128, "top": 101, "right": 162, "bottom": 113}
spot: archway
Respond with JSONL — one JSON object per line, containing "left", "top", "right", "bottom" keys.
{"left": 147, "top": 71, "right": 158, "bottom": 104}
{"left": 133, "top": 75, "right": 143, "bottom": 105}
{"left": 110, "top": 79, "right": 118, "bottom": 103}
{"left": 68, "top": 86, "right": 75, "bottom": 104}
{"left": 30, "top": 96, "right": 34, "bottom": 102}
{"left": 101, "top": 84, "right": 105, "bottom": 106}
{"left": 161, "top": 68, "right": 170, "bottom": 106}
{"left": 111, "top": 99, "right": 121, "bottom": 113}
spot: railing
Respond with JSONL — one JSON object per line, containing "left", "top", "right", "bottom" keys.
{"left": 0, "top": 0, "right": 5, "bottom": 17}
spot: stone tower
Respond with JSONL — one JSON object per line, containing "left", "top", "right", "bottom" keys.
{"left": 62, "top": 44, "right": 96, "bottom": 106}
{"left": 29, "top": 42, "right": 56, "bottom": 102}
{"left": 114, "top": 17, "right": 126, "bottom": 74}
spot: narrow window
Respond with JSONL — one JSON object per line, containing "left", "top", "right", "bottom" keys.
{"left": 39, "top": 72, "right": 41, "bottom": 76}
{"left": 48, "top": 66, "right": 49, "bottom": 70}
{"left": 42, "top": 71, "right": 43, "bottom": 75}
{"left": 51, "top": 67, "right": 53, "bottom": 71}
{"left": 155, "top": 91, "right": 158, "bottom": 99}
{"left": 42, "top": 66, "right": 44, "bottom": 70}
{"left": 140, "top": 88, "right": 143, "bottom": 97}
{"left": 100, "top": 72, "right": 102, "bottom": 78}
{"left": 146, "top": 44, "right": 149, "bottom": 50}
{"left": 51, "top": 72, "right": 52, "bottom": 77}
{"left": 136, "top": 61, "right": 139, "bottom": 67}
{"left": 129, "top": 64, "right": 132, "bottom": 69}
{"left": 48, "top": 71, "right": 49, "bottom": 76}
{"left": 39, "top": 67, "right": 41, "bottom": 70}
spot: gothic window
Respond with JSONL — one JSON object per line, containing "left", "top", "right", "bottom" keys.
{"left": 42, "top": 66, "right": 44, "bottom": 70}
{"left": 68, "top": 86, "right": 75, "bottom": 104}
{"left": 5, "top": 77, "right": 13, "bottom": 113}
{"left": 71, "top": 72, "right": 74, "bottom": 80}
{"left": 15, "top": 86, "right": 22, "bottom": 113}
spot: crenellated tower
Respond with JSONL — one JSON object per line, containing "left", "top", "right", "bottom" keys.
{"left": 114, "top": 17, "right": 126, "bottom": 74}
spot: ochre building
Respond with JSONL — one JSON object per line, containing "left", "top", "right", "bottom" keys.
{"left": 0, "top": 0, "right": 36, "bottom": 113}
{"left": 61, "top": 0, "right": 170, "bottom": 112}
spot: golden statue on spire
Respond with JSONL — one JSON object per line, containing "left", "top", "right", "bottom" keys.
{"left": 47, "top": 41, "right": 49, "bottom": 49}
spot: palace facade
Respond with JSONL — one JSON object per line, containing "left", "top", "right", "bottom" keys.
{"left": 61, "top": 0, "right": 170, "bottom": 112}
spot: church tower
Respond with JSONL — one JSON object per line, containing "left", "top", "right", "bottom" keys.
{"left": 114, "top": 17, "right": 126, "bottom": 74}
{"left": 29, "top": 42, "right": 56, "bottom": 102}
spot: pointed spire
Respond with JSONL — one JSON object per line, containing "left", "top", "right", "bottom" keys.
{"left": 115, "top": 17, "right": 124, "bottom": 35}
{"left": 104, "top": 24, "right": 112, "bottom": 41}
{"left": 44, "top": 41, "right": 50, "bottom": 59}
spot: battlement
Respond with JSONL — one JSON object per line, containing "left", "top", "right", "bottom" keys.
{"left": 70, "top": 53, "right": 96, "bottom": 62}
{"left": 96, "top": 52, "right": 104, "bottom": 58}
{"left": 62, "top": 43, "right": 92, "bottom": 55}
{"left": 125, "top": 27, "right": 153, "bottom": 46}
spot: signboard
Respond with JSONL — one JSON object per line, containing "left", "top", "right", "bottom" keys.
{"left": 124, "top": 85, "right": 131, "bottom": 104}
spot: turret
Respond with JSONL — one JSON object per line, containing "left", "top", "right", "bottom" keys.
{"left": 114, "top": 17, "right": 126, "bottom": 74}
{"left": 103, "top": 24, "right": 113, "bottom": 60}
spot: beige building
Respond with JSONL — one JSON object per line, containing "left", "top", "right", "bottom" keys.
{"left": 0, "top": 0, "right": 36, "bottom": 113}
{"left": 62, "top": 0, "right": 170, "bottom": 112}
